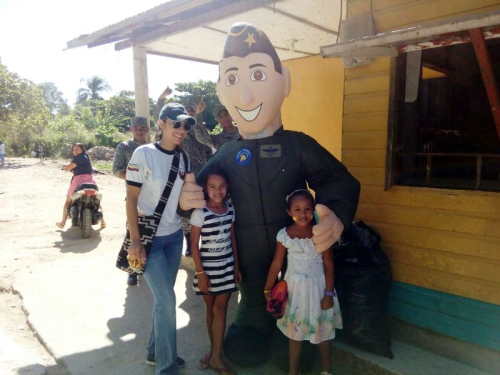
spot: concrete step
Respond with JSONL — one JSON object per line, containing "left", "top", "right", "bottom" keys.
{"left": 331, "top": 337, "right": 493, "bottom": 375}
{"left": 391, "top": 318, "right": 500, "bottom": 374}
{"left": 329, "top": 315, "right": 499, "bottom": 375}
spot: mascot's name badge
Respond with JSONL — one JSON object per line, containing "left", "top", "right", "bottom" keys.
{"left": 236, "top": 148, "right": 252, "bottom": 166}
{"left": 260, "top": 144, "right": 281, "bottom": 158}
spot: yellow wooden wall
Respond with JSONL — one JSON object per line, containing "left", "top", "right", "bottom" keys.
{"left": 343, "top": 0, "right": 500, "bottom": 305}
{"left": 282, "top": 55, "right": 344, "bottom": 159}
{"left": 347, "top": 0, "right": 500, "bottom": 30}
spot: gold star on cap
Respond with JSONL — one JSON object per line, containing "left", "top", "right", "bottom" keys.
{"left": 244, "top": 32, "right": 256, "bottom": 48}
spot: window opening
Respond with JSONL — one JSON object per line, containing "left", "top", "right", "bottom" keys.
{"left": 388, "top": 38, "right": 500, "bottom": 192}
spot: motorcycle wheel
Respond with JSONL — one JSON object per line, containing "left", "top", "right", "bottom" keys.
{"left": 71, "top": 206, "right": 78, "bottom": 227}
{"left": 82, "top": 208, "right": 92, "bottom": 238}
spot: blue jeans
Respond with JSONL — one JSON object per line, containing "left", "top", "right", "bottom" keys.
{"left": 0, "top": 154, "right": 4, "bottom": 165}
{"left": 143, "top": 229, "right": 183, "bottom": 375}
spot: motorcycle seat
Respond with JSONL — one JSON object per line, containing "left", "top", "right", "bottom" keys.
{"left": 75, "top": 183, "right": 99, "bottom": 192}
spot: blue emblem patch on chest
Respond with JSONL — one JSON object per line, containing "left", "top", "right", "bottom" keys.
{"left": 235, "top": 148, "right": 252, "bottom": 166}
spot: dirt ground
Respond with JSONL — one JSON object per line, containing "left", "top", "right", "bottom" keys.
{"left": 0, "top": 157, "right": 287, "bottom": 375}
{"left": 0, "top": 157, "right": 126, "bottom": 374}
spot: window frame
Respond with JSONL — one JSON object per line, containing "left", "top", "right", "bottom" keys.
{"left": 385, "top": 40, "right": 500, "bottom": 192}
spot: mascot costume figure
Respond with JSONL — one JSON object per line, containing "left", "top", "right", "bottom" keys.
{"left": 180, "top": 22, "right": 360, "bottom": 367}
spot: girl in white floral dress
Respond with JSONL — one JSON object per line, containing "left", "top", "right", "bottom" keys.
{"left": 264, "top": 189, "right": 342, "bottom": 375}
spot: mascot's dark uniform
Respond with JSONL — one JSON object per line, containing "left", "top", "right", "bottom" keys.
{"left": 197, "top": 129, "right": 360, "bottom": 366}
{"left": 183, "top": 21, "right": 361, "bottom": 368}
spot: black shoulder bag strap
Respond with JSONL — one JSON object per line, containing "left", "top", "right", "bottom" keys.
{"left": 116, "top": 146, "right": 183, "bottom": 274}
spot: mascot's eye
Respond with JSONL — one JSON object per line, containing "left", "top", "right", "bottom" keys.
{"left": 226, "top": 74, "right": 239, "bottom": 86}
{"left": 250, "top": 69, "right": 267, "bottom": 81}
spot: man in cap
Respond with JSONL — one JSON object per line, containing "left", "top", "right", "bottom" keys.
{"left": 191, "top": 101, "right": 240, "bottom": 150}
{"left": 113, "top": 116, "right": 149, "bottom": 286}
{"left": 180, "top": 22, "right": 360, "bottom": 367}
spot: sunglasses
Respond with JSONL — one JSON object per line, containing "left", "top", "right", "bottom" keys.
{"left": 167, "top": 119, "right": 192, "bottom": 131}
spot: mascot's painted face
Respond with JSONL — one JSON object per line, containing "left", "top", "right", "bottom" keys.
{"left": 218, "top": 53, "right": 289, "bottom": 138}
{"left": 217, "top": 22, "right": 290, "bottom": 139}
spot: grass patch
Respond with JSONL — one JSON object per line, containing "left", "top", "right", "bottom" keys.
{"left": 92, "top": 161, "right": 113, "bottom": 174}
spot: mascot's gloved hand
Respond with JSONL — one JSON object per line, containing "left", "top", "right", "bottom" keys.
{"left": 180, "top": 173, "right": 206, "bottom": 210}
{"left": 312, "top": 204, "right": 344, "bottom": 253}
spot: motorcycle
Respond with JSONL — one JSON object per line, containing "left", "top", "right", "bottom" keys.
{"left": 68, "top": 183, "right": 103, "bottom": 238}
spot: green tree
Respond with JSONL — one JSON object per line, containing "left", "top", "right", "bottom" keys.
{"left": 76, "top": 76, "right": 111, "bottom": 104}
{"left": 175, "top": 80, "right": 219, "bottom": 129}
{"left": 78, "top": 106, "right": 127, "bottom": 147}
{"left": 75, "top": 99, "right": 107, "bottom": 123}
{"left": 108, "top": 91, "right": 136, "bottom": 131}
{"left": 0, "top": 64, "right": 50, "bottom": 155}
{"left": 38, "top": 82, "right": 69, "bottom": 115}
{"left": 35, "top": 115, "right": 96, "bottom": 158}
{"left": 77, "top": 91, "right": 156, "bottom": 132}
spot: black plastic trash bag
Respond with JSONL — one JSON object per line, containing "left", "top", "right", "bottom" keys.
{"left": 334, "top": 221, "right": 394, "bottom": 359}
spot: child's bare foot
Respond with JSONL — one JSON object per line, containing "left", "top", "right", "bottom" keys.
{"left": 209, "top": 358, "right": 234, "bottom": 375}
{"left": 101, "top": 219, "right": 106, "bottom": 229}
{"left": 198, "top": 353, "right": 211, "bottom": 370}
{"left": 209, "top": 363, "right": 234, "bottom": 375}
{"left": 56, "top": 222, "right": 65, "bottom": 229}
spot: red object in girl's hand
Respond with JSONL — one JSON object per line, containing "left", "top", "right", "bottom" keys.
{"left": 266, "top": 280, "right": 288, "bottom": 319}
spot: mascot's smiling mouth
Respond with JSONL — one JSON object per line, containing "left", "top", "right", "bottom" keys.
{"left": 236, "top": 104, "right": 262, "bottom": 122}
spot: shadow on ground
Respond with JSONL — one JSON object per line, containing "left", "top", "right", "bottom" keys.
{"left": 16, "top": 261, "right": 300, "bottom": 375}
{"left": 53, "top": 227, "right": 103, "bottom": 254}
{"left": 16, "top": 265, "right": 235, "bottom": 375}
{"left": 0, "top": 162, "right": 33, "bottom": 170}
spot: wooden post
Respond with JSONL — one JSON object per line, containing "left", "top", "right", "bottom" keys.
{"left": 426, "top": 155, "right": 432, "bottom": 186}
{"left": 476, "top": 156, "right": 482, "bottom": 190}
{"left": 133, "top": 46, "right": 151, "bottom": 141}
{"left": 470, "top": 28, "right": 500, "bottom": 140}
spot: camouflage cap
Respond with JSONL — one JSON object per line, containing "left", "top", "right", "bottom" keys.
{"left": 213, "top": 104, "right": 227, "bottom": 118}
{"left": 130, "top": 116, "right": 148, "bottom": 127}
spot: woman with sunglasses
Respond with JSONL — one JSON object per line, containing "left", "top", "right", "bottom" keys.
{"left": 125, "top": 103, "right": 195, "bottom": 375}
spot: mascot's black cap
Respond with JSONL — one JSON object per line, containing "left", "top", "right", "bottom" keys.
{"left": 222, "top": 22, "right": 282, "bottom": 74}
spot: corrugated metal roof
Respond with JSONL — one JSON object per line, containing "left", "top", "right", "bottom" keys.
{"left": 67, "top": 0, "right": 211, "bottom": 49}
{"left": 66, "top": 0, "right": 341, "bottom": 63}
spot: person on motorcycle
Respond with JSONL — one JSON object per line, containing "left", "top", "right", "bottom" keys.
{"left": 56, "top": 143, "right": 106, "bottom": 230}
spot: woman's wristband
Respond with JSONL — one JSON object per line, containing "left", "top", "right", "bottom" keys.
{"left": 263, "top": 290, "right": 271, "bottom": 294}
{"left": 195, "top": 270, "right": 205, "bottom": 276}
{"left": 324, "top": 290, "right": 336, "bottom": 297}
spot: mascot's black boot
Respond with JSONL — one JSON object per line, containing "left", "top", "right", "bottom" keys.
{"left": 224, "top": 324, "right": 270, "bottom": 367}
{"left": 223, "top": 313, "right": 317, "bottom": 370}
{"left": 223, "top": 283, "right": 274, "bottom": 366}
{"left": 222, "top": 282, "right": 317, "bottom": 370}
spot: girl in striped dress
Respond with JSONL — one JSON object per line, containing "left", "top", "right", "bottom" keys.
{"left": 190, "top": 168, "right": 241, "bottom": 375}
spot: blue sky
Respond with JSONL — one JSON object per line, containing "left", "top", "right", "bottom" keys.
{"left": 0, "top": 0, "right": 218, "bottom": 106}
